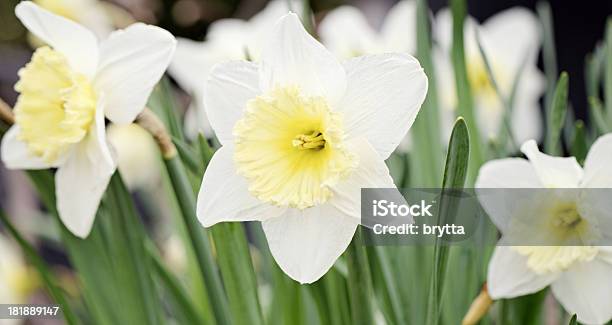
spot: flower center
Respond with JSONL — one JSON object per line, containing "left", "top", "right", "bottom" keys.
{"left": 513, "top": 202, "right": 597, "bottom": 274}
{"left": 14, "top": 46, "right": 97, "bottom": 163}
{"left": 233, "top": 86, "right": 356, "bottom": 209}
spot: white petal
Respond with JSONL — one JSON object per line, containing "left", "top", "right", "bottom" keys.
{"left": 15, "top": 1, "right": 98, "bottom": 77}
{"left": 262, "top": 206, "right": 358, "bottom": 283}
{"left": 480, "top": 8, "right": 541, "bottom": 76}
{"left": 169, "top": 38, "right": 211, "bottom": 95}
{"left": 520, "top": 140, "right": 583, "bottom": 188}
{"left": 487, "top": 246, "right": 558, "bottom": 299}
{"left": 1, "top": 126, "right": 59, "bottom": 170}
{"left": 330, "top": 137, "right": 397, "bottom": 221}
{"left": 259, "top": 13, "right": 346, "bottom": 104}
{"left": 56, "top": 104, "right": 115, "bottom": 238}
{"left": 196, "top": 145, "right": 285, "bottom": 227}
{"left": 318, "top": 6, "right": 378, "bottom": 58}
{"left": 204, "top": 60, "right": 260, "bottom": 145}
{"left": 475, "top": 158, "right": 542, "bottom": 233}
{"left": 581, "top": 133, "right": 612, "bottom": 187}
{"left": 94, "top": 23, "right": 176, "bottom": 124}
{"left": 552, "top": 258, "right": 612, "bottom": 325}
{"left": 380, "top": 0, "right": 417, "bottom": 54}
{"left": 510, "top": 68, "right": 546, "bottom": 144}
{"left": 339, "top": 53, "right": 427, "bottom": 159}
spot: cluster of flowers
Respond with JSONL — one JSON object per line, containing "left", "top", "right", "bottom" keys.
{"left": 1, "top": 1, "right": 611, "bottom": 324}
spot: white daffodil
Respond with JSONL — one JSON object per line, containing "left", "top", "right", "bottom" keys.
{"left": 435, "top": 8, "right": 545, "bottom": 144}
{"left": 319, "top": 0, "right": 417, "bottom": 58}
{"left": 169, "top": 0, "right": 298, "bottom": 137}
{"left": 196, "top": 12, "right": 427, "bottom": 283}
{"left": 31, "top": 0, "right": 113, "bottom": 39}
{"left": 476, "top": 135, "right": 612, "bottom": 324}
{"left": 106, "top": 123, "right": 161, "bottom": 190}
{"left": 1, "top": 2, "right": 175, "bottom": 238}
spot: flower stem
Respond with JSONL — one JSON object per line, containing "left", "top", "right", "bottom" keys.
{"left": 0, "top": 97, "right": 15, "bottom": 125}
{"left": 345, "top": 227, "right": 374, "bottom": 325}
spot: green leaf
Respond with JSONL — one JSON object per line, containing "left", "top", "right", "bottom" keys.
{"left": 210, "top": 223, "right": 265, "bottom": 325}
{"left": 605, "top": 18, "right": 612, "bottom": 124}
{"left": 26, "top": 171, "right": 164, "bottom": 325}
{"left": 148, "top": 77, "right": 185, "bottom": 141}
{"left": 571, "top": 120, "right": 588, "bottom": 164}
{"left": 163, "top": 156, "right": 232, "bottom": 325}
{"left": 569, "top": 314, "right": 578, "bottom": 325}
{"left": 172, "top": 136, "right": 200, "bottom": 174}
{"left": 545, "top": 72, "right": 569, "bottom": 155}
{"left": 537, "top": 1, "right": 559, "bottom": 112}
{"left": 0, "top": 210, "right": 78, "bottom": 325}
{"left": 589, "top": 96, "right": 611, "bottom": 134}
{"left": 426, "top": 118, "right": 470, "bottom": 325}
{"left": 148, "top": 243, "right": 205, "bottom": 324}
{"left": 450, "top": 0, "right": 482, "bottom": 185}
{"left": 409, "top": 0, "right": 443, "bottom": 187}
{"left": 345, "top": 227, "right": 374, "bottom": 325}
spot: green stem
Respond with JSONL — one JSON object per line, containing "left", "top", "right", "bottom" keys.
{"left": 345, "top": 227, "right": 374, "bottom": 325}
{"left": 164, "top": 156, "right": 231, "bottom": 325}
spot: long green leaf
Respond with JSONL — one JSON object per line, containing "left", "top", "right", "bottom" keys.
{"left": 147, "top": 243, "right": 205, "bottom": 324}
{"left": 537, "top": 1, "right": 558, "bottom": 112}
{"left": 426, "top": 117, "right": 470, "bottom": 325}
{"left": 451, "top": 0, "right": 481, "bottom": 185}
{"left": 210, "top": 223, "right": 264, "bottom": 325}
{"left": 410, "top": 0, "right": 443, "bottom": 186}
{"left": 569, "top": 314, "right": 578, "bottom": 325}
{"left": 0, "top": 210, "right": 78, "bottom": 325}
{"left": 605, "top": 18, "right": 612, "bottom": 124}
{"left": 545, "top": 72, "right": 569, "bottom": 155}
{"left": 345, "top": 227, "right": 374, "bottom": 325}
{"left": 164, "top": 156, "right": 231, "bottom": 325}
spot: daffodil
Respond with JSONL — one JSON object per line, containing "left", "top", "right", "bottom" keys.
{"left": 169, "top": 0, "right": 297, "bottom": 137}
{"left": 196, "top": 12, "right": 427, "bottom": 283}
{"left": 319, "top": 0, "right": 417, "bottom": 58}
{"left": 107, "top": 123, "right": 161, "bottom": 190}
{"left": 476, "top": 136, "right": 612, "bottom": 324}
{"left": 1, "top": 2, "right": 176, "bottom": 238}
{"left": 435, "top": 8, "right": 545, "bottom": 144}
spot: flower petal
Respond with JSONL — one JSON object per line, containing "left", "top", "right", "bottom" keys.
{"left": 551, "top": 257, "right": 612, "bottom": 325}
{"left": 318, "top": 6, "right": 378, "bottom": 58}
{"left": 380, "top": 0, "right": 417, "bottom": 53}
{"left": 55, "top": 104, "right": 115, "bottom": 238}
{"left": 581, "top": 133, "right": 612, "bottom": 187}
{"left": 520, "top": 140, "right": 583, "bottom": 188}
{"left": 169, "top": 38, "right": 211, "bottom": 95}
{"left": 330, "top": 137, "right": 397, "bottom": 220}
{"left": 480, "top": 7, "right": 541, "bottom": 76}
{"left": 204, "top": 60, "right": 260, "bottom": 145}
{"left": 196, "top": 145, "right": 285, "bottom": 227}
{"left": 475, "top": 158, "right": 542, "bottom": 233}
{"left": 15, "top": 1, "right": 98, "bottom": 77}
{"left": 1, "top": 126, "right": 59, "bottom": 170}
{"left": 262, "top": 205, "right": 358, "bottom": 283}
{"left": 487, "top": 246, "right": 558, "bottom": 299}
{"left": 259, "top": 12, "right": 346, "bottom": 104}
{"left": 94, "top": 23, "right": 176, "bottom": 124}
{"left": 339, "top": 53, "right": 427, "bottom": 159}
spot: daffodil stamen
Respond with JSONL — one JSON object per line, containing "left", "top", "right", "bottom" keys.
{"left": 233, "top": 86, "right": 356, "bottom": 209}
{"left": 292, "top": 131, "right": 326, "bottom": 150}
{"left": 14, "top": 46, "right": 96, "bottom": 163}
